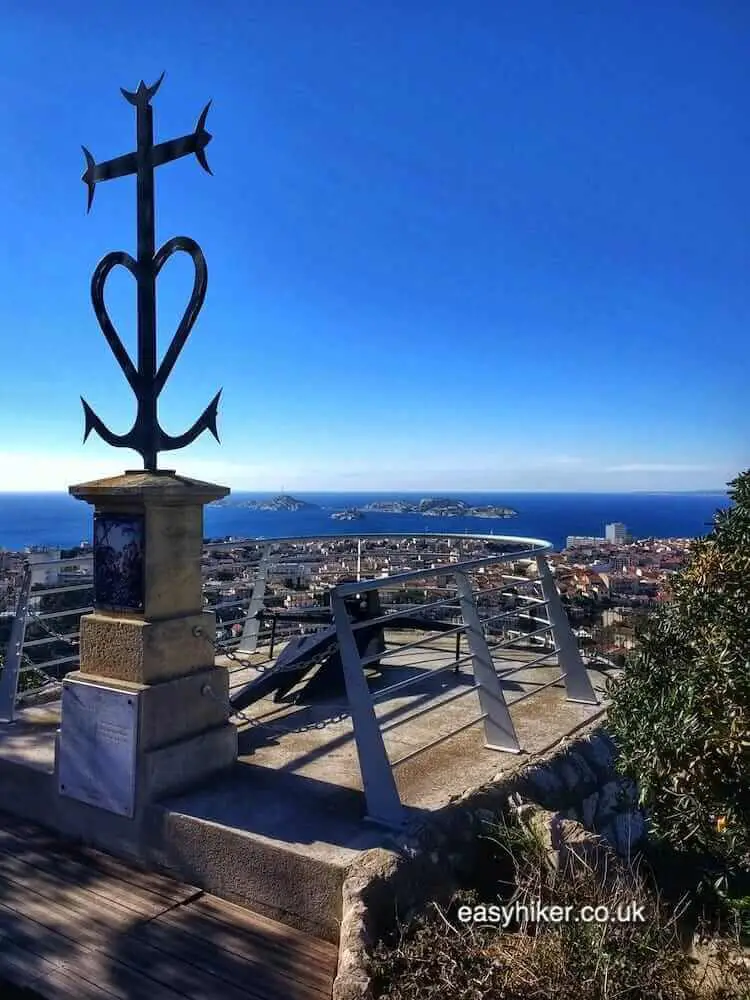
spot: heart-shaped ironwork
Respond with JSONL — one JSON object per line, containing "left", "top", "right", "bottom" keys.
{"left": 80, "top": 75, "right": 220, "bottom": 471}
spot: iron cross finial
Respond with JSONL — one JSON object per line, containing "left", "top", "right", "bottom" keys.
{"left": 80, "top": 73, "right": 221, "bottom": 472}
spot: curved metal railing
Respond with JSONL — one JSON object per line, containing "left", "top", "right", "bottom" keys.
{"left": 0, "top": 532, "right": 554, "bottom": 705}
{"left": 0, "top": 532, "right": 574, "bottom": 722}
{"left": 0, "top": 531, "right": 601, "bottom": 825}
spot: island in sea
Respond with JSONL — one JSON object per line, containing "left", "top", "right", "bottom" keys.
{"left": 362, "top": 497, "right": 517, "bottom": 518}
{"left": 208, "top": 494, "right": 318, "bottom": 511}
{"left": 207, "top": 494, "right": 516, "bottom": 519}
{"left": 331, "top": 508, "right": 365, "bottom": 521}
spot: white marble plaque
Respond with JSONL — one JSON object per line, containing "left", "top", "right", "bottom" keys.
{"left": 58, "top": 681, "right": 138, "bottom": 818}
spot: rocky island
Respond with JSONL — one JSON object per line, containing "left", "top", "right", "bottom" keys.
{"left": 362, "top": 497, "right": 517, "bottom": 518}
{"left": 207, "top": 494, "right": 318, "bottom": 511}
{"left": 331, "top": 508, "right": 365, "bottom": 521}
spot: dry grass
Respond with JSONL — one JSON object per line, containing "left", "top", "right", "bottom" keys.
{"left": 372, "top": 818, "right": 750, "bottom": 999}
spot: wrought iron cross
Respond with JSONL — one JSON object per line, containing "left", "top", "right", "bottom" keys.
{"left": 80, "top": 73, "right": 221, "bottom": 471}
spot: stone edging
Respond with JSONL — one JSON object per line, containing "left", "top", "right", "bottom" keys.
{"left": 332, "top": 721, "right": 646, "bottom": 1000}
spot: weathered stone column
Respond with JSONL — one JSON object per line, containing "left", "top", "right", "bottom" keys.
{"left": 56, "top": 471, "right": 237, "bottom": 819}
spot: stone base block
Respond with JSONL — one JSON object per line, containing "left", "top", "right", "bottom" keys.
{"left": 79, "top": 611, "right": 216, "bottom": 683}
{"left": 141, "top": 723, "right": 238, "bottom": 803}
{"left": 140, "top": 666, "right": 230, "bottom": 752}
{"left": 65, "top": 666, "right": 230, "bottom": 753}
{"left": 56, "top": 670, "right": 237, "bottom": 817}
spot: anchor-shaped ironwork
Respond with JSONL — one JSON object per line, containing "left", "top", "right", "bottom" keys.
{"left": 80, "top": 73, "right": 221, "bottom": 471}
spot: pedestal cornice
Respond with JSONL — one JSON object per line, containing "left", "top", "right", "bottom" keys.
{"left": 69, "top": 471, "right": 230, "bottom": 507}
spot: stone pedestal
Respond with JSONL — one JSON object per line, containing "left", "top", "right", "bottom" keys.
{"left": 56, "top": 471, "right": 237, "bottom": 818}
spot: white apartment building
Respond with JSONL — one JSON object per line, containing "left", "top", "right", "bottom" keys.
{"left": 567, "top": 523, "right": 629, "bottom": 548}
{"left": 565, "top": 535, "right": 603, "bottom": 549}
{"left": 605, "top": 522, "right": 627, "bottom": 543}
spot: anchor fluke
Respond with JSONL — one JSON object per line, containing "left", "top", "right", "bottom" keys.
{"left": 81, "top": 397, "right": 96, "bottom": 442}
{"left": 158, "top": 389, "right": 223, "bottom": 453}
{"left": 204, "top": 388, "right": 222, "bottom": 441}
{"left": 81, "top": 397, "right": 134, "bottom": 450}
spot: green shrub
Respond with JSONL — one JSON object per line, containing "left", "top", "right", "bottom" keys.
{"left": 607, "top": 469, "right": 750, "bottom": 881}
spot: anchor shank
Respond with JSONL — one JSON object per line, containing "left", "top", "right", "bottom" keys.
{"left": 135, "top": 97, "right": 159, "bottom": 470}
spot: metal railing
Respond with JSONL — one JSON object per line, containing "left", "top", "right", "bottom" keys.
{"left": 0, "top": 555, "right": 95, "bottom": 721}
{"left": 323, "top": 537, "right": 598, "bottom": 825}
{"left": 0, "top": 535, "right": 583, "bottom": 693}
{"left": 0, "top": 532, "right": 599, "bottom": 827}
{"left": 203, "top": 532, "right": 598, "bottom": 825}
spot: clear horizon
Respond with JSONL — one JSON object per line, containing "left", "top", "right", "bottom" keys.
{"left": 0, "top": 454, "right": 739, "bottom": 493}
{"left": 0, "top": 486, "right": 730, "bottom": 496}
{"left": 2, "top": 4, "right": 748, "bottom": 491}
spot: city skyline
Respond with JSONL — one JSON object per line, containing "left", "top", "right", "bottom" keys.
{"left": 1, "top": 3, "right": 748, "bottom": 492}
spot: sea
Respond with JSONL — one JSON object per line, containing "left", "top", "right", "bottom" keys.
{"left": 0, "top": 491, "right": 731, "bottom": 553}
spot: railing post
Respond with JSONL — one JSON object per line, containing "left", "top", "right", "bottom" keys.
{"left": 536, "top": 555, "right": 598, "bottom": 705}
{"left": 237, "top": 545, "right": 271, "bottom": 654}
{"left": 0, "top": 566, "right": 32, "bottom": 723}
{"left": 454, "top": 630, "right": 461, "bottom": 674}
{"left": 453, "top": 570, "right": 520, "bottom": 752}
{"left": 331, "top": 590, "right": 404, "bottom": 827}
{"left": 269, "top": 615, "right": 278, "bottom": 659}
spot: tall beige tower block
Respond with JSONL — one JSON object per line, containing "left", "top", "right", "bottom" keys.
{"left": 56, "top": 472, "right": 237, "bottom": 819}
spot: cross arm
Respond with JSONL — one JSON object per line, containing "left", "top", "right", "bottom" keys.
{"left": 82, "top": 148, "right": 138, "bottom": 185}
{"left": 152, "top": 133, "right": 201, "bottom": 168}
{"left": 151, "top": 101, "right": 212, "bottom": 174}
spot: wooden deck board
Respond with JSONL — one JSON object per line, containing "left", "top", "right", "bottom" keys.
{"left": 0, "top": 904, "right": 187, "bottom": 1000}
{"left": 0, "top": 864, "right": 332, "bottom": 1000}
{"left": 0, "top": 813, "right": 337, "bottom": 1000}
{"left": 0, "top": 840, "right": 196, "bottom": 920}
{"left": 0, "top": 818, "right": 199, "bottom": 906}
{"left": 0, "top": 850, "right": 333, "bottom": 991}
{"left": 0, "top": 934, "right": 119, "bottom": 1000}
{"left": 0, "top": 879, "right": 258, "bottom": 1000}
{"left": 190, "top": 894, "right": 337, "bottom": 960}
{"left": 153, "top": 909, "right": 336, "bottom": 996}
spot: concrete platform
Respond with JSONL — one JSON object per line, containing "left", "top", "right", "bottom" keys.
{"left": 0, "top": 635, "right": 609, "bottom": 942}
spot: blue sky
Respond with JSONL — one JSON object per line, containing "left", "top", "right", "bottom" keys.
{"left": 1, "top": 1, "right": 748, "bottom": 491}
